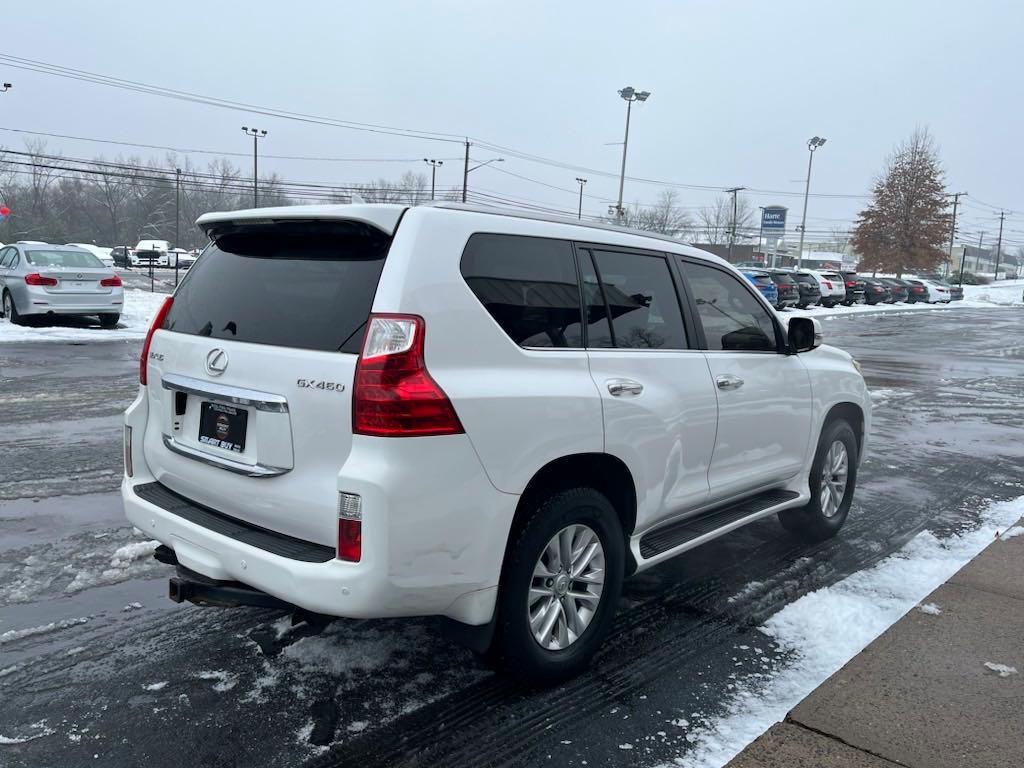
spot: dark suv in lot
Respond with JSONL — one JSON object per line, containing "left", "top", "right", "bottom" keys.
{"left": 840, "top": 271, "right": 866, "bottom": 305}
{"left": 768, "top": 270, "right": 800, "bottom": 310}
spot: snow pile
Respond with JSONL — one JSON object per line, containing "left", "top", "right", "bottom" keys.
{"left": 196, "top": 670, "right": 238, "bottom": 693}
{"left": 0, "top": 288, "right": 167, "bottom": 343}
{"left": 983, "top": 662, "right": 1018, "bottom": 677}
{"left": 0, "top": 721, "right": 54, "bottom": 745}
{"left": 961, "top": 279, "right": 1024, "bottom": 307}
{"left": 672, "top": 494, "right": 1024, "bottom": 768}
{"left": 65, "top": 539, "right": 159, "bottom": 594}
{"left": 918, "top": 603, "right": 942, "bottom": 615}
{"left": 0, "top": 616, "right": 90, "bottom": 645}
{"left": 999, "top": 525, "right": 1024, "bottom": 540}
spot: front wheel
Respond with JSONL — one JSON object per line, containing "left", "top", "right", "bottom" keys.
{"left": 779, "top": 419, "right": 858, "bottom": 541}
{"left": 489, "top": 488, "right": 624, "bottom": 685}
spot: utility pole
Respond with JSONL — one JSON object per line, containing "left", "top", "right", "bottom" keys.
{"left": 575, "top": 177, "right": 587, "bottom": 220}
{"left": 948, "top": 191, "right": 966, "bottom": 281}
{"left": 241, "top": 127, "right": 267, "bottom": 207}
{"left": 993, "top": 211, "right": 1005, "bottom": 280}
{"left": 757, "top": 207, "right": 766, "bottom": 265}
{"left": 797, "top": 136, "right": 827, "bottom": 270}
{"left": 462, "top": 140, "right": 470, "bottom": 203}
{"left": 975, "top": 231, "right": 985, "bottom": 276}
{"left": 174, "top": 168, "right": 181, "bottom": 287}
{"left": 725, "top": 186, "right": 746, "bottom": 262}
{"left": 423, "top": 159, "right": 443, "bottom": 200}
{"left": 615, "top": 86, "right": 650, "bottom": 223}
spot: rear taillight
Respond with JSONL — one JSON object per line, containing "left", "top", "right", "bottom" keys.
{"left": 824, "top": 281, "right": 832, "bottom": 289}
{"left": 25, "top": 273, "right": 58, "bottom": 287}
{"left": 352, "top": 314, "right": 464, "bottom": 437}
{"left": 846, "top": 281, "right": 856, "bottom": 287}
{"left": 100, "top": 275, "right": 123, "bottom": 287}
{"left": 337, "top": 492, "right": 362, "bottom": 562}
{"left": 140, "top": 297, "right": 174, "bottom": 385}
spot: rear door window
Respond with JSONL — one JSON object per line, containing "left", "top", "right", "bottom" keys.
{"left": 589, "top": 249, "right": 688, "bottom": 349}
{"left": 460, "top": 233, "right": 582, "bottom": 348}
{"left": 681, "top": 261, "right": 779, "bottom": 352}
{"left": 164, "top": 221, "right": 391, "bottom": 353}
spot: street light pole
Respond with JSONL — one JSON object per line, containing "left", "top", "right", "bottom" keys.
{"left": 423, "top": 159, "right": 443, "bottom": 200}
{"left": 615, "top": 86, "right": 650, "bottom": 223}
{"left": 948, "top": 191, "right": 967, "bottom": 280}
{"left": 241, "top": 127, "right": 267, "bottom": 207}
{"left": 575, "top": 177, "right": 587, "bottom": 220}
{"left": 758, "top": 207, "right": 765, "bottom": 265}
{"left": 175, "top": 168, "right": 181, "bottom": 287}
{"left": 725, "top": 186, "right": 746, "bottom": 262}
{"left": 797, "top": 136, "right": 826, "bottom": 270}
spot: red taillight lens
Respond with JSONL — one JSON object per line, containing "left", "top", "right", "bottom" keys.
{"left": 337, "top": 518, "right": 362, "bottom": 562}
{"left": 353, "top": 314, "right": 464, "bottom": 437}
{"left": 824, "top": 281, "right": 832, "bottom": 289}
{"left": 100, "top": 275, "right": 122, "bottom": 287}
{"left": 845, "top": 281, "right": 856, "bottom": 287}
{"left": 25, "top": 273, "right": 58, "bottom": 287}
{"left": 140, "top": 297, "right": 174, "bottom": 385}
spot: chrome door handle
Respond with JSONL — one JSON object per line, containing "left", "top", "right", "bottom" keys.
{"left": 716, "top": 374, "right": 744, "bottom": 391}
{"left": 607, "top": 379, "right": 644, "bottom": 397}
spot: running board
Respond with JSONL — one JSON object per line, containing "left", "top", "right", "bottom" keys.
{"left": 638, "top": 489, "right": 801, "bottom": 560}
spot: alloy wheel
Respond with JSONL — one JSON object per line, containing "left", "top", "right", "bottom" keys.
{"left": 528, "top": 524, "right": 605, "bottom": 651}
{"left": 819, "top": 440, "right": 849, "bottom": 518}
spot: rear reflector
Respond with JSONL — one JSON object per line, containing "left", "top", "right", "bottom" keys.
{"left": 100, "top": 275, "right": 123, "bottom": 287}
{"left": 353, "top": 314, "right": 464, "bottom": 437}
{"left": 25, "top": 273, "right": 58, "bottom": 287}
{"left": 140, "top": 297, "right": 174, "bottom": 385}
{"left": 337, "top": 519, "right": 362, "bottom": 562}
{"left": 124, "top": 426, "right": 133, "bottom": 478}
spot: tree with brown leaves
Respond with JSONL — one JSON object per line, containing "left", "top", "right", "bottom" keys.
{"left": 851, "top": 128, "right": 950, "bottom": 276}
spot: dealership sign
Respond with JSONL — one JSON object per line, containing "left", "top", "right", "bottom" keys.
{"left": 761, "top": 206, "right": 787, "bottom": 232}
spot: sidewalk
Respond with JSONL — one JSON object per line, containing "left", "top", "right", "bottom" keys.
{"left": 726, "top": 519, "right": 1024, "bottom": 768}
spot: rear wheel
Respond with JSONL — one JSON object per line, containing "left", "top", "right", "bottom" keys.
{"left": 99, "top": 313, "right": 120, "bottom": 329}
{"left": 2, "top": 291, "right": 25, "bottom": 326}
{"left": 489, "top": 487, "right": 624, "bottom": 685}
{"left": 779, "top": 419, "right": 858, "bottom": 541}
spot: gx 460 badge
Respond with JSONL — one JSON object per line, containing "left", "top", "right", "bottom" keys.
{"left": 297, "top": 379, "right": 345, "bottom": 392}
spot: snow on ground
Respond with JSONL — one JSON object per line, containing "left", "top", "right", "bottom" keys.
{"left": 0, "top": 289, "right": 167, "bottom": 342}
{"left": 0, "top": 616, "right": 90, "bottom": 645}
{"left": 670, "top": 496, "right": 1024, "bottom": 768}
{"left": 998, "top": 525, "right": 1024, "bottom": 540}
{"left": 982, "top": 662, "right": 1018, "bottom": 678}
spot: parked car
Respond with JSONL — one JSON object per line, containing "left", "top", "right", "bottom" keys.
{"left": 741, "top": 269, "right": 779, "bottom": 306}
{"left": 862, "top": 278, "right": 892, "bottom": 305}
{"left": 767, "top": 270, "right": 800, "bottom": 310}
{"left": 111, "top": 246, "right": 135, "bottom": 268}
{"left": 0, "top": 243, "right": 123, "bottom": 327}
{"left": 878, "top": 278, "right": 910, "bottom": 303}
{"left": 919, "top": 274, "right": 964, "bottom": 302}
{"left": 733, "top": 261, "right": 768, "bottom": 269}
{"left": 66, "top": 243, "right": 114, "bottom": 268}
{"left": 788, "top": 271, "right": 823, "bottom": 308}
{"left": 919, "top": 279, "right": 952, "bottom": 303}
{"left": 948, "top": 284, "right": 964, "bottom": 301}
{"left": 132, "top": 239, "right": 171, "bottom": 267}
{"left": 122, "top": 203, "right": 870, "bottom": 683}
{"left": 803, "top": 269, "right": 845, "bottom": 308}
{"left": 169, "top": 248, "right": 197, "bottom": 269}
{"left": 839, "top": 270, "right": 867, "bottom": 305}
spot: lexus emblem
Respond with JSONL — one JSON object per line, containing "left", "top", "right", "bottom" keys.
{"left": 206, "top": 348, "right": 229, "bottom": 376}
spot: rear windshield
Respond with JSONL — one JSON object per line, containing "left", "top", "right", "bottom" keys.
{"left": 793, "top": 273, "right": 817, "bottom": 284}
{"left": 26, "top": 249, "right": 105, "bottom": 269}
{"left": 164, "top": 221, "right": 391, "bottom": 353}
{"left": 770, "top": 273, "right": 796, "bottom": 284}
{"left": 747, "top": 274, "right": 774, "bottom": 286}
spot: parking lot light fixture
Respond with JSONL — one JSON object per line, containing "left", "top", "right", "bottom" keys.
{"left": 797, "top": 136, "right": 826, "bottom": 269}
{"left": 615, "top": 86, "right": 651, "bottom": 223}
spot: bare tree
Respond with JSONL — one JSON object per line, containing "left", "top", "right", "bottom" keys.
{"left": 696, "top": 194, "right": 754, "bottom": 244}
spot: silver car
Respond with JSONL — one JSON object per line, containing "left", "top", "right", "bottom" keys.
{"left": 0, "top": 243, "right": 124, "bottom": 327}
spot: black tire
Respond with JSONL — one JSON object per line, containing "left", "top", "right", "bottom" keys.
{"left": 2, "top": 290, "right": 25, "bottom": 326}
{"left": 489, "top": 487, "right": 624, "bottom": 685}
{"left": 99, "top": 313, "right": 120, "bottom": 329}
{"left": 779, "top": 419, "right": 858, "bottom": 541}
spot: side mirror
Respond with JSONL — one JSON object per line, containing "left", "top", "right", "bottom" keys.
{"left": 788, "top": 316, "right": 822, "bottom": 353}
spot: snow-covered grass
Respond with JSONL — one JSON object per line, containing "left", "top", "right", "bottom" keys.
{"left": 671, "top": 498, "right": 1024, "bottom": 768}
{"left": 0, "top": 289, "right": 167, "bottom": 343}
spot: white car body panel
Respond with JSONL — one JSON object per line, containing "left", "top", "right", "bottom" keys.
{"left": 122, "top": 203, "right": 871, "bottom": 627}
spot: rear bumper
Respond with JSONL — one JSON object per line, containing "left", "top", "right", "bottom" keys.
{"left": 122, "top": 389, "right": 517, "bottom": 625}
{"left": 22, "top": 285, "right": 123, "bottom": 315}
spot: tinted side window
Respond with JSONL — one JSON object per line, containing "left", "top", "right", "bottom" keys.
{"left": 461, "top": 234, "right": 581, "bottom": 348}
{"left": 590, "top": 250, "right": 687, "bottom": 349}
{"left": 682, "top": 262, "right": 778, "bottom": 353}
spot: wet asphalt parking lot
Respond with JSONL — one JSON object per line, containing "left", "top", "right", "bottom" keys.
{"left": 2, "top": 305, "right": 1023, "bottom": 768}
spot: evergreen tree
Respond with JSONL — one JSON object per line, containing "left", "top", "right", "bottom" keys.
{"left": 851, "top": 128, "right": 949, "bottom": 276}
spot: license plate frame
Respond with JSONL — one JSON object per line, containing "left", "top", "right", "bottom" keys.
{"left": 198, "top": 401, "right": 248, "bottom": 454}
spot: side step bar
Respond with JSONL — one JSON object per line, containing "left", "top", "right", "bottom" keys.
{"left": 639, "top": 489, "right": 801, "bottom": 559}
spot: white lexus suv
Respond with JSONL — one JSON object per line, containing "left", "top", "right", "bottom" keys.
{"left": 122, "top": 203, "right": 870, "bottom": 683}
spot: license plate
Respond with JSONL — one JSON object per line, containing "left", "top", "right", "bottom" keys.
{"left": 198, "top": 402, "right": 248, "bottom": 453}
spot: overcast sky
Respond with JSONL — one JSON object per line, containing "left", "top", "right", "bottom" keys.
{"left": 3, "top": 0, "right": 1022, "bottom": 247}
